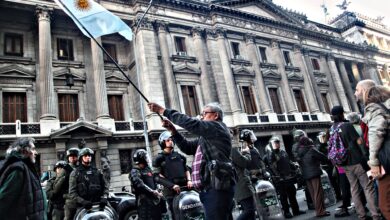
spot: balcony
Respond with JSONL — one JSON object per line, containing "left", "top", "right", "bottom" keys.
{"left": 246, "top": 112, "right": 331, "bottom": 124}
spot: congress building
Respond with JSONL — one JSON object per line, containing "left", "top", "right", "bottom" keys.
{"left": 0, "top": 0, "right": 388, "bottom": 190}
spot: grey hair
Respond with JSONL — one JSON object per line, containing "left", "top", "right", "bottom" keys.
{"left": 6, "top": 137, "right": 35, "bottom": 157}
{"left": 204, "top": 102, "right": 224, "bottom": 121}
{"left": 347, "top": 112, "right": 361, "bottom": 124}
{"left": 357, "top": 79, "right": 376, "bottom": 90}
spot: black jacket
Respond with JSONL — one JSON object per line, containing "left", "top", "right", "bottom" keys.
{"left": 295, "top": 137, "right": 328, "bottom": 180}
{"left": 231, "top": 148, "right": 254, "bottom": 201}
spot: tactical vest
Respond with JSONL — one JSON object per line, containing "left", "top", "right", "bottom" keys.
{"left": 160, "top": 152, "right": 186, "bottom": 184}
{"left": 75, "top": 166, "right": 103, "bottom": 202}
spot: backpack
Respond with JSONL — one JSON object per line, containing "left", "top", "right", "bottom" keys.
{"left": 328, "top": 122, "right": 348, "bottom": 166}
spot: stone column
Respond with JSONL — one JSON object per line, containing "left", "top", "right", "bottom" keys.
{"left": 192, "top": 27, "right": 217, "bottom": 104}
{"left": 384, "top": 64, "right": 390, "bottom": 86}
{"left": 155, "top": 21, "right": 180, "bottom": 110}
{"left": 36, "top": 6, "right": 56, "bottom": 120}
{"left": 245, "top": 34, "right": 272, "bottom": 113}
{"left": 292, "top": 46, "right": 320, "bottom": 113}
{"left": 326, "top": 54, "right": 351, "bottom": 110}
{"left": 319, "top": 54, "right": 340, "bottom": 106}
{"left": 351, "top": 62, "right": 362, "bottom": 81}
{"left": 337, "top": 60, "right": 359, "bottom": 112}
{"left": 365, "top": 63, "right": 383, "bottom": 85}
{"left": 90, "top": 37, "right": 110, "bottom": 119}
{"left": 270, "top": 40, "right": 297, "bottom": 113}
{"left": 205, "top": 29, "right": 232, "bottom": 123}
{"left": 215, "top": 28, "right": 241, "bottom": 114}
{"left": 302, "top": 50, "right": 325, "bottom": 112}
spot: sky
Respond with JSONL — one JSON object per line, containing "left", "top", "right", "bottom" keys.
{"left": 272, "top": 0, "right": 390, "bottom": 27}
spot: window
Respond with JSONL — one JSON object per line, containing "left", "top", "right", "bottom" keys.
{"left": 2, "top": 92, "right": 27, "bottom": 122}
{"left": 240, "top": 86, "right": 257, "bottom": 114}
{"left": 181, "top": 85, "right": 200, "bottom": 117}
{"left": 58, "top": 94, "right": 79, "bottom": 121}
{"left": 311, "top": 58, "right": 320, "bottom": 70}
{"left": 4, "top": 33, "right": 23, "bottom": 56}
{"left": 231, "top": 42, "right": 240, "bottom": 58}
{"left": 283, "top": 51, "right": 292, "bottom": 66}
{"left": 174, "top": 37, "right": 187, "bottom": 54}
{"left": 108, "top": 95, "right": 124, "bottom": 121}
{"left": 119, "top": 149, "right": 134, "bottom": 174}
{"left": 57, "top": 38, "right": 74, "bottom": 60}
{"left": 321, "top": 93, "right": 331, "bottom": 113}
{"left": 293, "top": 89, "right": 308, "bottom": 112}
{"left": 268, "top": 88, "right": 282, "bottom": 114}
{"left": 259, "top": 47, "right": 267, "bottom": 63}
{"left": 102, "top": 43, "right": 117, "bottom": 63}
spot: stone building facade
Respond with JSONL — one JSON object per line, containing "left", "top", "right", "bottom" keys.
{"left": 0, "top": 0, "right": 388, "bottom": 190}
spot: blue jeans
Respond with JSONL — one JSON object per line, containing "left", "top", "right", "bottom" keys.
{"left": 199, "top": 187, "right": 234, "bottom": 220}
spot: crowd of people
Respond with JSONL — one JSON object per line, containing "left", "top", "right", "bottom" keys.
{"left": 0, "top": 79, "right": 388, "bottom": 220}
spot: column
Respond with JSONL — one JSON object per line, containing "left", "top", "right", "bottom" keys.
{"left": 302, "top": 50, "right": 325, "bottom": 112}
{"left": 192, "top": 27, "right": 217, "bottom": 104}
{"left": 245, "top": 34, "right": 272, "bottom": 113}
{"left": 36, "top": 6, "right": 56, "bottom": 120}
{"left": 204, "top": 29, "right": 231, "bottom": 118}
{"left": 91, "top": 37, "right": 110, "bottom": 119}
{"left": 292, "top": 46, "right": 320, "bottom": 113}
{"left": 319, "top": 54, "right": 340, "bottom": 106}
{"left": 215, "top": 28, "right": 241, "bottom": 114}
{"left": 155, "top": 21, "right": 180, "bottom": 110}
{"left": 337, "top": 60, "right": 359, "bottom": 112}
{"left": 326, "top": 54, "right": 350, "bottom": 110}
{"left": 351, "top": 62, "right": 362, "bottom": 81}
{"left": 384, "top": 64, "right": 390, "bottom": 86}
{"left": 365, "top": 63, "right": 383, "bottom": 85}
{"left": 270, "top": 40, "right": 296, "bottom": 113}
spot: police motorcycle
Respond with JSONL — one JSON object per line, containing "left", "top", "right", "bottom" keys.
{"left": 172, "top": 186, "right": 205, "bottom": 220}
{"left": 253, "top": 171, "right": 284, "bottom": 220}
{"left": 73, "top": 190, "right": 138, "bottom": 220}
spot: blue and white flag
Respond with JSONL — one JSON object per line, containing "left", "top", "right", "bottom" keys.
{"left": 54, "top": 0, "right": 133, "bottom": 41}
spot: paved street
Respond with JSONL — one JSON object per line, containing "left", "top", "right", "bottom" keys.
{"left": 232, "top": 189, "right": 359, "bottom": 220}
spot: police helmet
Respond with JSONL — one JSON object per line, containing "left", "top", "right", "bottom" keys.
{"left": 133, "top": 149, "right": 148, "bottom": 165}
{"left": 66, "top": 147, "right": 80, "bottom": 158}
{"left": 158, "top": 131, "right": 173, "bottom": 149}
{"left": 293, "top": 129, "right": 306, "bottom": 142}
{"left": 53, "top": 160, "right": 67, "bottom": 171}
{"left": 239, "top": 129, "right": 257, "bottom": 143}
{"left": 269, "top": 136, "right": 280, "bottom": 143}
{"left": 78, "top": 147, "right": 94, "bottom": 161}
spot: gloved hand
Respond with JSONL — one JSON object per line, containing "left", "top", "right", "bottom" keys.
{"left": 83, "top": 201, "right": 93, "bottom": 210}
{"left": 99, "top": 198, "right": 108, "bottom": 209}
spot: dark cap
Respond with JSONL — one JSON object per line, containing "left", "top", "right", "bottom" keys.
{"left": 331, "top": 106, "right": 344, "bottom": 116}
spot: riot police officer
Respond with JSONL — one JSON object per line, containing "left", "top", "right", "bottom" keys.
{"left": 130, "top": 149, "right": 164, "bottom": 220}
{"left": 153, "top": 131, "right": 192, "bottom": 219}
{"left": 264, "top": 136, "right": 305, "bottom": 218}
{"left": 64, "top": 148, "right": 80, "bottom": 220}
{"left": 69, "top": 148, "right": 109, "bottom": 212}
{"left": 239, "top": 129, "right": 266, "bottom": 183}
{"left": 46, "top": 160, "right": 70, "bottom": 220}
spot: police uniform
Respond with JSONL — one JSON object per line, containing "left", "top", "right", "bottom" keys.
{"left": 153, "top": 150, "right": 189, "bottom": 218}
{"left": 130, "top": 166, "right": 163, "bottom": 220}
{"left": 247, "top": 147, "right": 266, "bottom": 183}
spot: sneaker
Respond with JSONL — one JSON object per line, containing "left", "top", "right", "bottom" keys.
{"left": 284, "top": 212, "right": 293, "bottom": 219}
{"left": 335, "top": 209, "right": 350, "bottom": 218}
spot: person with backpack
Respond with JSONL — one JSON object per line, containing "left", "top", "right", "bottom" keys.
{"left": 329, "top": 106, "right": 380, "bottom": 220}
{"left": 361, "top": 85, "right": 390, "bottom": 219}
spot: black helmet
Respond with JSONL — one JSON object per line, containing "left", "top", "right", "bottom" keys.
{"left": 133, "top": 149, "right": 148, "bottom": 165}
{"left": 239, "top": 129, "right": 257, "bottom": 143}
{"left": 78, "top": 147, "right": 94, "bottom": 161}
{"left": 293, "top": 129, "right": 306, "bottom": 142}
{"left": 158, "top": 131, "right": 173, "bottom": 150}
{"left": 66, "top": 148, "right": 80, "bottom": 158}
{"left": 53, "top": 160, "right": 67, "bottom": 171}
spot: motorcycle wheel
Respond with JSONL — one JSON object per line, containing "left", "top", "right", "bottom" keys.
{"left": 123, "top": 210, "right": 138, "bottom": 220}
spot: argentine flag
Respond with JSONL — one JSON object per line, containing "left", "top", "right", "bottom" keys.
{"left": 54, "top": 0, "right": 133, "bottom": 41}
